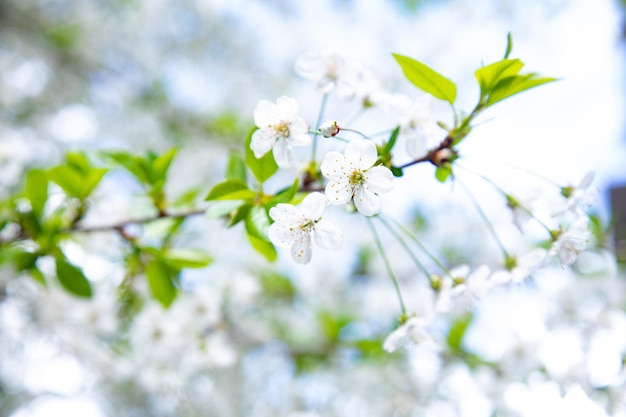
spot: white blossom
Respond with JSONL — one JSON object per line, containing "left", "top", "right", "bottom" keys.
{"left": 383, "top": 317, "right": 433, "bottom": 352}
{"left": 294, "top": 48, "right": 362, "bottom": 100}
{"left": 553, "top": 171, "right": 598, "bottom": 216}
{"left": 441, "top": 265, "right": 493, "bottom": 313}
{"left": 320, "top": 139, "right": 394, "bottom": 216}
{"left": 251, "top": 96, "right": 311, "bottom": 168}
{"left": 268, "top": 192, "right": 342, "bottom": 264}
{"left": 549, "top": 217, "right": 591, "bottom": 268}
{"left": 385, "top": 93, "right": 438, "bottom": 158}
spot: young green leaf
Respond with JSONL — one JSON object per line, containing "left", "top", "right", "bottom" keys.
{"left": 150, "top": 148, "right": 178, "bottom": 183}
{"left": 55, "top": 256, "right": 93, "bottom": 298}
{"left": 161, "top": 248, "right": 213, "bottom": 269}
{"left": 266, "top": 178, "right": 300, "bottom": 207}
{"left": 447, "top": 313, "right": 473, "bottom": 352}
{"left": 383, "top": 126, "right": 401, "bottom": 155}
{"left": 103, "top": 152, "right": 151, "bottom": 184}
{"left": 474, "top": 59, "right": 524, "bottom": 98}
{"left": 503, "top": 32, "right": 513, "bottom": 59}
{"left": 245, "top": 205, "right": 271, "bottom": 241}
{"left": 245, "top": 127, "right": 279, "bottom": 184}
{"left": 145, "top": 258, "right": 177, "bottom": 308}
{"left": 247, "top": 233, "right": 277, "bottom": 262}
{"left": 392, "top": 53, "right": 457, "bottom": 105}
{"left": 205, "top": 179, "right": 256, "bottom": 201}
{"left": 486, "top": 74, "right": 557, "bottom": 107}
{"left": 24, "top": 169, "right": 48, "bottom": 219}
{"left": 226, "top": 151, "right": 247, "bottom": 182}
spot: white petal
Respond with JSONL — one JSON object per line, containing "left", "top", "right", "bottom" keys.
{"left": 288, "top": 118, "right": 312, "bottom": 146}
{"left": 578, "top": 171, "right": 595, "bottom": 189}
{"left": 253, "top": 100, "right": 278, "bottom": 127}
{"left": 383, "top": 325, "right": 408, "bottom": 352}
{"left": 353, "top": 187, "right": 381, "bottom": 216}
{"left": 344, "top": 139, "right": 377, "bottom": 169}
{"left": 313, "top": 220, "right": 342, "bottom": 250}
{"left": 268, "top": 203, "right": 299, "bottom": 222}
{"left": 251, "top": 129, "right": 276, "bottom": 159}
{"left": 272, "top": 138, "right": 293, "bottom": 168}
{"left": 291, "top": 234, "right": 312, "bottom": 264}
{"left": 325, "top": 180, "right": 353, "bottom": 206}
{"left": 276, "top": 96, "right": 299, "bottom": 122}
{"left": 268, "top": 220, "right": 300, "bottom": 248}
{"left": 364, "top": 166, "right": 394, "bottom": 194}
{"left": 299, "top": 192, "right": 327, "bottom": 220}
{"left": 320, "top": 151, "right": 347, "bottom": 180}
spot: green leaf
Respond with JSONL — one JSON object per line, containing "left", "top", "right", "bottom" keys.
{"left": 226, "top": 151, "right": 247, "bottom": 182}
{"left": 245, "top": 127, "right": 279, "bottom": 183}
{"left": 47, "top": 165, "right": 84, "bottom": 198}
{"left": 447, "top": 313, "right": 473, "bottom": 352}
{"left": 435, "top": 164, "right": 453, "bottom": 182}
{"left": 260, "top": 272, "right": 296, "bottom": 300}
{"left": 503, "top": 32, "right": 513, "bottom": 59}
{"left": 228, "top": 202, "right": 252, "bottom": 227}
{"left": 266, "top": 178, "right": 300, "bottom": 207}
{"left": 162, "top": 248, "right": 213, "bottom": 269}
{"left": 145, "top": 258, "right": 177, "bottom": 308}
{"left": 24, "top": 169, "right": 48, "bottom": 218}
{"left": 486, "top": 74, "right": 557, "bottom": 106}
{"left": 103, "top": 152, "right": 151, "bottom": 185}
{"left": 151, "top": 148, "right": 178, "bottom": 183}
{"left": 205, "top": 179, "right": 256, "bottom": 201}
{"left": 474, "top": 59, "right": 524, "bottom": 98}
{"left": 244, "top": 205, "right": 271, "bottom": 240}
{"left": 55, "top": 257, "right": 93, "bottom": 298}
{"left": 383, "top": 126, "right": 401, "bottom": 155}
{"left": 247, "top": 233, "right": 277, "bottom": 262}
{"left": 392, "top": 53, "right": 457, "bottom": 104}
{"left": 205, "top": 200, "right": 245, "bottom": 219}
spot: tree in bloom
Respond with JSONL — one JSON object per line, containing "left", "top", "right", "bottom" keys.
{"left": 251, "top": 96, "right": 311, "bottom": 168}
{"left": 268, "top": 192, "right": 342, "bottom": 264}
{"left": 320, "top": 139, "right": 394, "bottom": 216}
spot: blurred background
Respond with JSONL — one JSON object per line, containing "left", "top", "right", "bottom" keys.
{"left": 1, "top": 0, "right": 626, "bottom": 416}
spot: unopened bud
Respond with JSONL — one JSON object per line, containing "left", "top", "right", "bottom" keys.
{"left": 319, "top": 120, "right": 340, "bottom": 138}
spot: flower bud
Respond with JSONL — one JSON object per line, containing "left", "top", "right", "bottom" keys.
{"left": 319, "top": 120, "right": 340, "bottom": 138}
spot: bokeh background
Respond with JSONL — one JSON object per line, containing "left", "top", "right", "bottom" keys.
{"left": 1, "top": 0, "right": 626, "bottom": 416}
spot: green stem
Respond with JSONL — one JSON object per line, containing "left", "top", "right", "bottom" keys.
{"left": 366, "top": 217, "right": 407, "bottom": 316}
{"left": 456, "top": 177, "right": 511, "bottom": 260}
{"left": 381, "top": 215, "right": 454, "bottom": 279}
{"left": 340, "top": 128, "right": 371, "bottom": 139}
{"left": 455, "top": 162, "right": 553, "bottom": 235}
{"left": 375, "top": 215, "right": 430, "bottom": 277}
{"left": 311, "top": 93, "right": 329, "bottom": 161}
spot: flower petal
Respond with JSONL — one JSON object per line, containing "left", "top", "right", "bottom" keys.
{"left": 353, "top": 187, "right": 381, "bottom": 216}
{"left": 291, "top": 234, "right": 312, "bottom": 264}
{"left": 276, "top": 96, "right": 299, "bottom": 122}
{"left": 325, "top": 180, "right": 353, "bottom": 206}
{"left": 253, "top": 100, "right": 278, "bottom": 127}
{"left": 251, "top": 129, "right": 276, "bottom": 159}
{"left": 268, "top": 203, "right": 299, "bottom": 222}
{"left": 272, "top": 138, "right": 293, "bottom": 168}
{"left": 344, "top": 139, "right": 377, "bottom": 169}
{"left": 364, "top": 166, "right": 394, "bottom": 194}
{"left": 299, "top": 192, "right": 327, "bottom": 221}
{"left": 268, "top": 220, "right": 300, "bottom": 248}
{"left": 314, "top": 220, "right": 342, "bottom": 250}
{"left": 320, "top": 151, "right": 347, "bottom": 181}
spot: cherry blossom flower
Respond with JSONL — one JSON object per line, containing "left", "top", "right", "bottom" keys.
{"left": 268, "top": 192, "right": 342, "bottom": 264}
{"left": 385, "top": 93, "right": 438, "bottom": 158}
{"left": 383, "top": 316, "right": 434, "bottom": 352}
{"left": 294, "top": 48, "right": 362, "bottom": 100}
{"left": 251, "top": 96, "right": 311, "bottom": 168}
{"left": 553, "top": 171, "right": 598, "bottom": 216}
{"left": 549, "top": 217, "right": 591, "bottom": 268}
{"left": 437, "top": 265, "right": 493, "bottom": 313}
{"left": 320, "top": 139, "right": 394, "bottom": 216}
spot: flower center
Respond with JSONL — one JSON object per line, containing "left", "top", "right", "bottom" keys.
{"left": 349, "top": 169, "right": 364, "bottom": 187}
{"left": 274, "top": 122, "right": 290, "bottom": 138}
